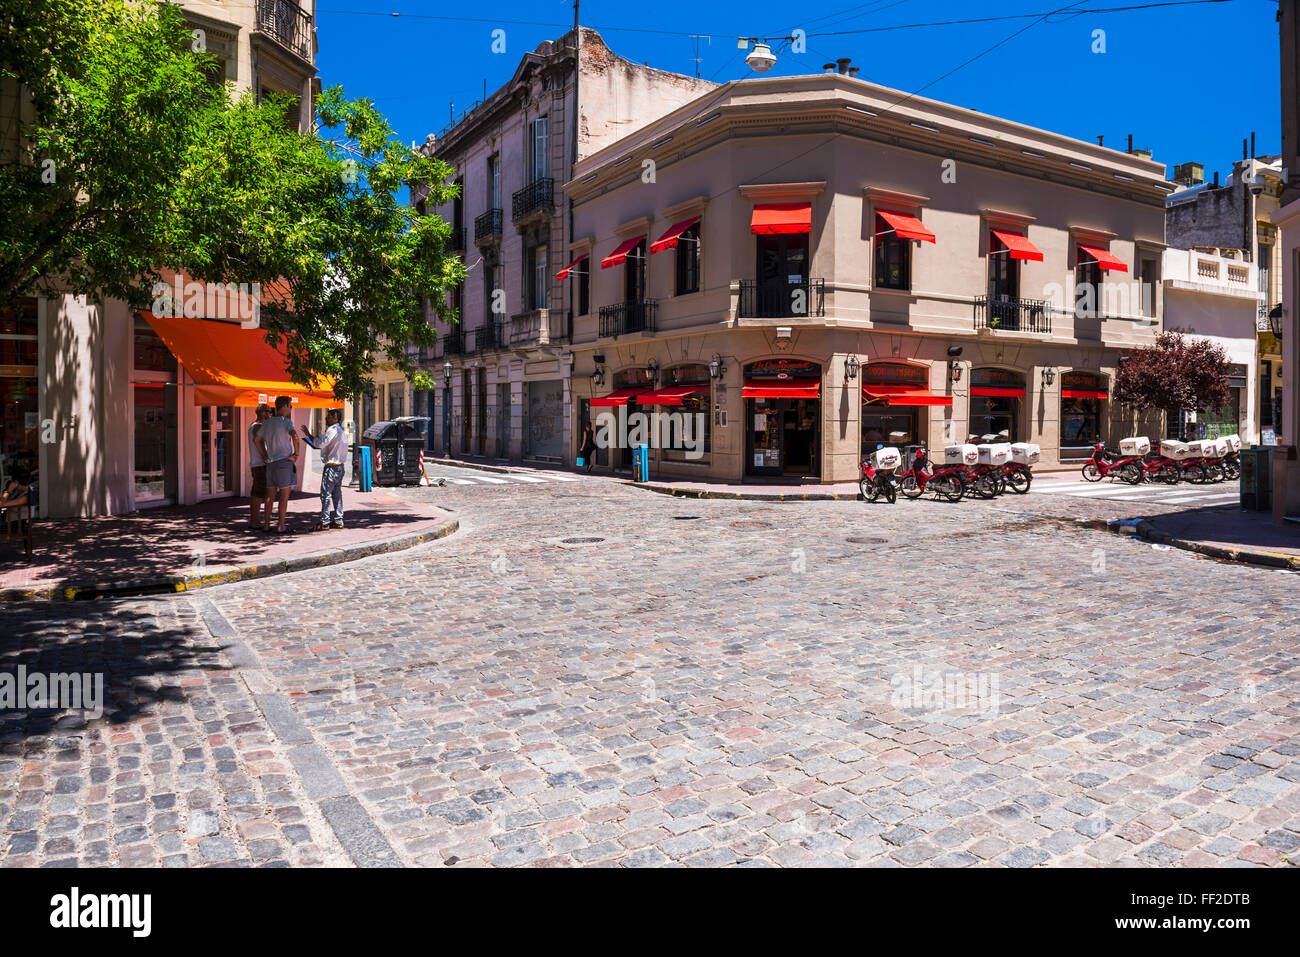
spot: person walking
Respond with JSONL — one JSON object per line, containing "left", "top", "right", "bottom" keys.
{"left": 578, "top": 420, "right": 596, "bottom": 474}
{"left": 247, "top": 402, "right": 272, "bottom": 531}
{"left": 300, "top": 409, "right": 348, "bottom": 530}
{"left": 254, "top": 396, "right": 300, "bottom": 534}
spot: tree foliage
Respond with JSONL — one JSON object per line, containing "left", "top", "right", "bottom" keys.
{"left": 0, "top": 0, "right": 464, "bottom": 399}
{"left": 1113, "top": 331, "right": 1232, "bottom": 414}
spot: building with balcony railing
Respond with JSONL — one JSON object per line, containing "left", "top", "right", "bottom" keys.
{"left": 564, "top": 67, "right": 1172, "bottom": 483}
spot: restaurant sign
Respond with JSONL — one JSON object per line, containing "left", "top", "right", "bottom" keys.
{"left": 863, "top": 362, "right": 928, "bottom": 385}
{"left": 745, "top": 359, "right": 821, "bottom": 380}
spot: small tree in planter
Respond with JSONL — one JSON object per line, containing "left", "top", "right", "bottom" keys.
{"left": 1113, "top": 331, "right": 1232, "bottom": 436}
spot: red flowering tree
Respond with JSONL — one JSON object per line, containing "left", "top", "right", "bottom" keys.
{"left": 1113, "top": 331, "right": 1231, "bottom": 415}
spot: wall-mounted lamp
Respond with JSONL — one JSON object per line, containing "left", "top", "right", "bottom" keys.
{"left": 646, "top": 358, "right": 659, "bottom": 383}
{"left": 591, "top": 365, "right": 605, "bottom": 388}
{"left": 709, "top": 354, "right": 724, "bottom": 380}
{"left": 845, "top": 355, "right": 860, "bottom": 381}
{"left": 1042, "top": 367, "right": 1056, "bottom": 387}
{"left": 442, "top": 361, "right": 453, "bottom": 387}
{"left": 949, "top": 361, "right": 963, "bottom": 383}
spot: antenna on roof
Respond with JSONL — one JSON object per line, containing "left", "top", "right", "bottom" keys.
{"left": 688, "top": 35, "right": 711, "bottom": 78}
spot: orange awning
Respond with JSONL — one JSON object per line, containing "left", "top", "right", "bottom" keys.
{"left": 876, "top": 209, "right": 936, "bottom": 244}
{"left": 601, "top": 237, "right": 645, "bottom": 269}
{"left": 650, "top": 217, "right": 701, "bottom": 254}
{"left": 1078, "top": 244, "right": 1127, "bottom": 272}
{"left": 750, "top": 203, "right": 811, "bottom": 236}
{"left": 141, "top": 311, "right": 337, "bottom": 408}
{"left": 743, "top": 378, "right": 820, "bottom": 399}
{"left": 556, "top": 255, "right": 588, "bottom": 281}
{"left": 862, "top": 384, "right": 952, "bottom": 407}
{"left": 991, "top": 229, "right": 1043, "bottom": 262}
{"left": 589, "top": 387, "right": 651, "bottom": 407}
{"left": 637, "top": 385, "right": 708, "bottom": 405}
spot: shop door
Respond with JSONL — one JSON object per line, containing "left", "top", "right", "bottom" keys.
{"left": 495, "top": 383, "right": 510, "bottom": 458}
{"left": 747, "top": 397, "right": 819, "bottom": 477}
{"left": 442, "top": 387, "right": 452, "bottom": 455}
{"left": 461, "top": 370, "right": 472, "bottom": 453}
{"left": 475, "top": 369, "right": 488, "bottom": 455}
{"left": 200, "top": 405, "right": 236, "bottom": 496}
{"left": 133, "top": 383, "right": 179, "bottom": 504}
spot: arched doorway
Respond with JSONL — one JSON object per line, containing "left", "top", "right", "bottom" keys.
{"left": 743, "top": 359, "right": 821, "bottom": 477}
{"left": 1060, "top": 370, "right": 1108, "bottom": 459}
{"left": 969, "top": 368, "right": 1026, "bottom": 442}
{"left": 860, "top": 361, "right": 950, "bottom": 458}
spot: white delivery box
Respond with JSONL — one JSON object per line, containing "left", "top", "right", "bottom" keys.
{"left": 1187, "top": 440, "right": 1216, "bottom": 458}
{"left": 1160, "top": 439, "right": 1192, "bottom": 460}
{"left": 1009, "top": 443, "right": 1041, "bottom": 465}
{"left": 976, "top": 443, "right": 1011, "bottom": 466}
{"left": 1211, "top": 437, "right": 1231, "bottom": 457}
{"left": 1119, "top": 436, "right": 1151, "bottom": 456}
{"left": 871, "top": 446, "right": 902, "bottom": 471}
{"left": 944, "top": 444, "right": 978, "bottom": 466}
{"left": 1221, "top": 433, "right": 1242, "bottom": 453}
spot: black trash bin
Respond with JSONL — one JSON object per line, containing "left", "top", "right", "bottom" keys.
{"left": 392, "top": 417, "right": 427, "bottom": 486}
{"left": 358, "top": 421, "right": 399, "bottom": 486}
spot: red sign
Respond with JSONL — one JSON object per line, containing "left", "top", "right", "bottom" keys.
{"left": 863, "top": 362, "right": 928, "bottom": 385}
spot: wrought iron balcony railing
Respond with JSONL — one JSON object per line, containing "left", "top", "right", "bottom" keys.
{"left": 472, "top": 319, "right": 505, "bottom": 352}
{"left": 441, "top": 327, "right": 465, "bottom": 356}
{"left": 737, "top": 279, "right": 825, "bottom": 319}
{"left": 974, "top": 295, "right": 1051, "bottom": 334}
{"left": 511, "top": 177, "right": 555, "bottom": 221}
{"left": 474, "top": 208, "right": 503, "bottom": 243}
{"left": 447, "top": 227, "right": 465, "bottom": 252}
{"left": 598, "top": 300, "right": 657, "bottom": 338}
{"left": 255, "top": 0, "right": 313, "bottom": 62}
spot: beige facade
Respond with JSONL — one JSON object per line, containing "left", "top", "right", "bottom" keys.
{"left": 561, "top": 73, "right": 1170, "bottom": 484}
{"left": 10, "top": 1, "right": 319, "bottom": 518}
{"left": 383, "top": 29, "right": 717, "bottom": 464}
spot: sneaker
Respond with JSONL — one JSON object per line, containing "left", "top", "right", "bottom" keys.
{"left": 330, "top": 520, "right": 344, "bottom": 529}
{"left": 310, "top": 521, "right": 329, "bottom": 532}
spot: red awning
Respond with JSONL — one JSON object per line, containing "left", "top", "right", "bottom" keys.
{"left": 750, "top": 203, "right": 811, "bottom": 236}
{"left": 1077, "top": 244, "right": 1127, "bottom": 272}
{"left": 876, "top": 209, "right": 936, "bottom": 244}
{"left": 862, "top": 384, "right": 952, "bottom": 407}
{"left": 991, "top": 229, "right": 1043, "bottom": 262}
{"left": 601, "top": 237, "right": 645, "bottom": 269}
{"left": 556, "top": 255, "right": 588, "bottom": 281}
{"left": 743, "top": 378, "right": 820, "bottom": 399}
{"left": 1062, "top": 388, "right": 1109, "bottom": 400}
{"left": 589, "top": 387, "right": 651, "bottom": 407}
{"left": 649, "top": 217, "right": 701, "bottom": 254}
{"left": 636, "top": 385, "right": 708, "bottom": 405}
{"left": 971, "top": 386, "right": 1026, "bottom": 398}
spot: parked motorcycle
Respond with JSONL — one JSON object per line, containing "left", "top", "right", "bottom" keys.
{"left": 1081, "top": 442, "right": 1143, "bottom": 484}
{"left": 860, "top": 447, "right": 901, "bottom": 504}
{"left": 897, "top": 447, "right": 965, "bottom": 502}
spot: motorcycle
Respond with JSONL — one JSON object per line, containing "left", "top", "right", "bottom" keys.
{"left": 1081, "top": 442, "right": 1143, "bottom": 484}
{"left": 860, "top": 447, "right": 901, "bottom": 504}
{"left": 897, "top": 447, "right": 965, "bottom": 502}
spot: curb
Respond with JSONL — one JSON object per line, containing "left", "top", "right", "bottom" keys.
{"left": 1097, "top": 516, "right": 1300, "bottom": 571}
{"left": 626, "top": 481, "right": 861, "bottom": 502}
{"left": 0, "top": 515, "right": 459, "bottom": 603}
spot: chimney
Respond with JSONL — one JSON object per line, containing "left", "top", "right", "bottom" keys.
{"left": 1251, "top": 130, "right": 1256, "bottom": 159}
{"left": 1213, "top": 170, "right": 1220, "bottom": 187}
{"left": 1127, "top": 133, "right": 1133, "bottom": 152}
{"left": 837, "top": 57, "right": 851, "bottom": 74}
{"left": 848, "top": 66, "right": 859, "bottom": 78}
{"left": 1243, "top": 137, "right": 1249, "bottom": 160}
{"left": 1097, "top": 135, "right": 1104, "bottom": 146}
{"left": 823, "top": 62, "right": 836, "bottom": 73}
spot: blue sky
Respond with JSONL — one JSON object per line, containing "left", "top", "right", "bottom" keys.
{"left": 316, "top": 0, "right": 1281, "bottom": 179}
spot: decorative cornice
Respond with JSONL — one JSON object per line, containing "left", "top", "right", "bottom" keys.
{"left": 613, "top": 215, "right": 652, "bottom": 237}
{"left": 865, "top": 187, "right": 931, "bottom": 210}
{"left": 980, "top": 207, "right": 1036, "bottom": 228}
{"left": 661, "top": 194, "right": 711, "bottom": 220}
{"left": 1070, "top": 225, "right": 1118, "bottom": 243}
{"left": 738, "top": 182, "right": 826, "bottom": 202}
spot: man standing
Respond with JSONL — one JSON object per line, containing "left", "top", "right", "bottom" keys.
{"left": 255, "top": 396, "right": 300, "bottom": 534}
{"left": 300, "top": 409, "right": 348, "bottom": 530}
{"left": 247, "top": 403, "right": 272, "bottom": 531}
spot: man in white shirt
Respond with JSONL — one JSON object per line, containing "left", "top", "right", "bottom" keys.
{"left": 254, "top": 395, "right": 300, "bottom": 534}
{"left": 247, "top": 403, "right": 272, "bottom": 531}
{"left": 300, "top": 409, "right": 349, "bottom": 530}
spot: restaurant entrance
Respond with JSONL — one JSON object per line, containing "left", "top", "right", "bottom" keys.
{"left": 743, "top": 359, "right": 821, "bottom": 478}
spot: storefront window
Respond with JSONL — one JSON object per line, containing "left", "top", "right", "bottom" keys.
{"left": 1060, "top": 371, "right": 1106, "bottom": 458}
{"left": 969, "top": 368, "right": 1025, "bottom": 442}
{"left": 861, "top": 361, "right": 928, "bottom": 456}
{"left": 661, "top": 364, "right": 710, "bottom": 461}
{"left": 0, "top": 299, "right": 38, "bottom": 490}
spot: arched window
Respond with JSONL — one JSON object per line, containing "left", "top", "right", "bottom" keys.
{"left": 1060, "top": 371, "right": 1108, "bottom": 458}
{"left": 970, "top": 369, "right": 1026, "bottom": 442}
{"left": 657, "top": 364, "right": 711, "bottom": 461}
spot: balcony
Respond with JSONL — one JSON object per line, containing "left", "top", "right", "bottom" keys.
{"left": 473, "top": 319, "right": 505, "bottom": 352}
{"left": 441, "top": 327, "right": 465, "bottom": 356}
{"left": 254, "top": 0, "right": 313, "bottom": 63}
{"left": 974, "top": 296, "right": 1051, "bottom": 335}
{"left": 474, "top": 209, "right": 502, "bottom": 244}
{"left": 510, "top": 309, "right": 568, "bottom": 349}
{"left": 447, "top": 227, "right": 465, "bottom": 253}
{"left": 512, "top": 177, "right": 555, "bottom": 223}
{"left": 599, "top": 300, "right": 657, "bottom": 338}
{"left": 737, "top": 279, "right": 825, "bottom": 319}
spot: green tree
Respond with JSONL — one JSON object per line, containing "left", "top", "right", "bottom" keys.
{"left": 0, "top": 0, "right": 463, "bottom": 399}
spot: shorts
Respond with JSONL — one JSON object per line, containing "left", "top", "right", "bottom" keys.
{"left": 266, "top": 459, "right": 296, "bottom": 490}
{"left": 250, "top": 465, "right": 268, "bottom": 498}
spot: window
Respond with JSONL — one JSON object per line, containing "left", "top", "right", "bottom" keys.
{"left": 1060, "top": 371, "right": 1105, "bottom": 458}
{"left": 485, "top": 264, "right": 502, "bottom": 324}
{"left": 988, "top": 232, "right": 1020, "bottom": 302}
{"left": 874, "top": 213, "right": 911, "bottom": 290}
{"left": 1138, "top": 255, "right": 1160, "bottom": 318}
{"left": 675, "top": 223, "right": 701, "bottom": 295}
{"left": 531, "top": 117, "right": 548, "bottom": 180}
{"left": 388, "top": 383, "right": 405, "bottom": 421}
{"left": 1075, "top": 254, "right": 1102, "bottom": 316}
{"left": 624, "top": 240, "right": 647, "bottom": 303}
{"left": 528, "top": 245, "right": 548, "bottom": 311}
{"left": 488, "top": 155, "right": 500, "bottom": 208}
{"left": 573, "top": 262, "right": 590, "bottom": 316}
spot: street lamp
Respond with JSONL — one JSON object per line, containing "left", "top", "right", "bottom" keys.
{"left": 1042, "top": 367, "right": 1056, "bottom": 388}
{"left": 845, "top": 355, "right": 860, "bottom": 380}
{"left": 442, "top": 361, "right": 452, "bottom": 388}
{"left": 709, "top": 354, "right": 722, "bottom": 379}
{"left": 1269, "top": 304, "right": 1283, "bottom": 339}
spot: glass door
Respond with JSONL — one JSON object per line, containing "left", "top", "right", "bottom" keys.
{"left": 133, "top": 383, "right": 178, "bottom": 504}
{"left": 756, "top": 235, "right": 809, "bottom": 317}
{"left": 200, "top": 405, "right": 236, "bottom": 496}
{"left": 748, "top": 398, "right": 783, "bottom": 475}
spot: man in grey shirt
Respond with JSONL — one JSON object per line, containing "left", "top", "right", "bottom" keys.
{"left": 254, "top": 396, "right": 300, "bottom": 533}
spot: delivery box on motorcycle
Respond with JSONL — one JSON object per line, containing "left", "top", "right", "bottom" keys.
{"left": 1187, "top": 440, "right": 1218, "bottom": 458}
{"left": 1119, "top": 436, "right": 1151, "bottom": 456}
{"left": 976, "top": 443, "right": 1011, "bottom": 466}
{"left": 1220, "top": 433, "right": 1242, "bottom": 453}
{"left": 1211, "top": 437, "right": 1231, "bottom": 457}
{"left": 1160, "top": 439, "right": 1192, "bottom": 460}
{"left": 944, "top": 444, "right": 978, "bottom": 466}
{"left": 871, "top": 447, "right": 902, "bottom": 471}
{"left": 1009, "top": 443, "right": 1040, "bottom": 465}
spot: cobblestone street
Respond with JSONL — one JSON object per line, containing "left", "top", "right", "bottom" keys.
{"left": 3, "top": 472, "right": 1298, "bottom": 868}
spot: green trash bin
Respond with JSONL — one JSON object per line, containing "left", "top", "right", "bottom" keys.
{"left": 1239, "top": 447, "right": 1274, "bottom": 511}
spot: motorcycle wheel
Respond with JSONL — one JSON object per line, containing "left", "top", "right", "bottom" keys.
{"left": 900, "top": 474, "right": 923, "bottom": 500}
{"left": 933, "top": 475, "right": 962, "bottom": 502}
{"left": 1006, "top": 468, "right": 1031, "bottom": 494}
{"left": 1155, "top": 464, "right": 1180, "bottom": 484}
{"left": 973, "top": 473, "right": 999, "bottom": 499}
{"left": 1206, "top": 464, "right": 1225, "bottom": 483}
{"left": 1081, "top": 463, "right": 1102, "bottom": 482}
{"left": 1120, "top": 463, "right": 1143, "bottom": 485}
{"left": 860, "top": 477, "right": 880, "bottom": 502}
{"left": 1225, "top": 462, "right": 1240, "bottom": 480}
{"left": 1182, "top": 463, "right": 1207, "bottom": 484}
{"left": 884, "top": 482, "right": 896, "bottom": 504}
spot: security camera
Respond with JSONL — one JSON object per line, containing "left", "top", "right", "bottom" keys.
{"left": 1248, "top": 173, "right": 1265, "bottom": 196}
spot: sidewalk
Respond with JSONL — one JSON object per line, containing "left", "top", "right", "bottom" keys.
{"left": 0, "top": 490, "right": 457, "bottom": 601}
{"left": 1131, "top": 508, "right": 1300, "bottom": 570}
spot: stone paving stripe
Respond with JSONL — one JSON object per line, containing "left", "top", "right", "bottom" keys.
{"left": 289, "top": 743, "right": 350, "bottom": 800}
{"left": 254, "top": 693, "right": 314, "bottom": 746}
{"left": 193, "top": 596, "right": 239, "bottom": 640}
{"left": 470, "top": 476, "right": 510, "bottom": 483}
{"left": 318, "top": 796, "right": 403, "bottom": 868}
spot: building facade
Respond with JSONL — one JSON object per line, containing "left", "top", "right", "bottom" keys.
{"left": 381, "top": 29, "right": 716, "bottom": 465}
{"left": 4, "top": 0, "right": 321, "bottom": 518}
{"left": 1271, "top": 0, "right": 1300, "bottom": 522}
{"left": 559, "top": 72, "right": 1171, "bottom": 484}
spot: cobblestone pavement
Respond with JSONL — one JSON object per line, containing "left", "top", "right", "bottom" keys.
{"left": 3, "top": 472, "right": 1298, "bottom": 867}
